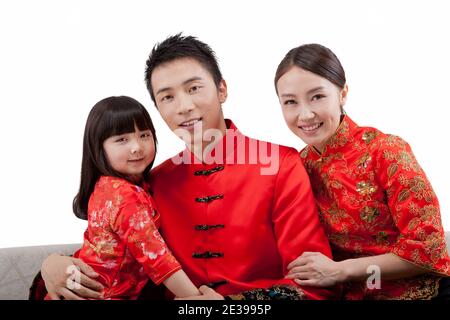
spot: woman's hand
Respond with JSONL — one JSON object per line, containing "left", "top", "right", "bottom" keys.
{"left": 174, "top": 285, "right": 225, "bottom": 300}
{"left": 41, "top": 253, "right": 104, "bottom": 300}
{"left": 286, "top": 252, "right": 346, "bottom": 287}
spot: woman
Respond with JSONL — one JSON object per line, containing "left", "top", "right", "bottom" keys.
{"left": 274, "top": 43, "right": 450, "bottom": 299}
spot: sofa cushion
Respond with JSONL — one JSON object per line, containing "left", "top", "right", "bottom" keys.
{"left": 0, "top": 243, "right": 80, "bottom": 300}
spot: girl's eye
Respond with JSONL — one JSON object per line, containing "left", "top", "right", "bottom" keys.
{"left": 141, "top": 133, "right": 151, "bottom": 139}
{"left": 312, "top": 94, "right": 325, "bottom": 101}
{"left": 115, "top": 137, "right": 127, "bottom": 143}
{"left": 284, "top": 99, "right": 296, "bottom": 106}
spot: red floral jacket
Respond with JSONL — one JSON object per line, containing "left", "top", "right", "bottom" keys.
{"left": 300, "top": 116, "right": 450, "bottom": 299}
{"left": 73, "top": 176, "right": 181, "bottom": 299}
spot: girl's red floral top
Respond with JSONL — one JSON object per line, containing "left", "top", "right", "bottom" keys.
{"left": 74, "top": 176, "right": 181, "bottom": 299}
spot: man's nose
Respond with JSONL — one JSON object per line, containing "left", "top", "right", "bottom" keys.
{"left": 177, "top": 94, "right": 195, "bottom": 114}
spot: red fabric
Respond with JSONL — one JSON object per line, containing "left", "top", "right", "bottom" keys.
{"left": 50, "top": 176, "right": 181, "bottom": 300}
{"left": 149, "top": 119, "right": 334, "bottom": 300}
{"left": 301, "top": 116, "right": 450, "bottom": 299}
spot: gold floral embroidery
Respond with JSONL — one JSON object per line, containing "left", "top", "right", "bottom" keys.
{"left": 356, "top": 181, "right": 377, "bottom": 196}
{"left": 360, "top": 206, "right": 380, "bottom": 223}
{"left": 373, "top": 231, "right": 389, "bottom": 245}
{"left": 387, "top": 163, "right": 398, "bottom": 178}
{"left": 407, "top": 217, "right": 421, "bottom": 231}
{"left": 355, "top": 153, "right": 372, "bottom": 170}
{"left": 301, "top": 116, "right": 450, "bottom": 291}
{"left": 361, "top": 275, "right": 440, "bottom": 300}
{"left": 362, "top": 130, "right": 378, "bottom": 144}
{"left": 326, "top": 202, "right": 349, "bottom": 225}
{"left": 398, "top": 175, "right": 435, "bottom": 203}
{"left": 327, "top": 120, "right": 350, "bottom": 150}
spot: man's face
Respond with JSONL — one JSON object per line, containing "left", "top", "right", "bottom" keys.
{"left": 151, "top": 57, "right": 228, "bottom": 148}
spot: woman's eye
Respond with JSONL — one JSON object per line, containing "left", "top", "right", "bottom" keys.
{"left": 312, "top": 94, "right": 325, "bottom": 101}
{"left": 284, "top": 99, "right": 296, "bottom": 106}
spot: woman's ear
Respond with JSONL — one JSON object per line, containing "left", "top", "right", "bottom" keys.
{"left": 340, "top": 84, "right": 349, "bottom": 107}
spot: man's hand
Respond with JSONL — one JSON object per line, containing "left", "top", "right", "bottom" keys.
{"left": 41, "top": 253, "right": 104, "bottom": 300}
{"left": 175, "top": 285, "right": 225, "bottom": 300}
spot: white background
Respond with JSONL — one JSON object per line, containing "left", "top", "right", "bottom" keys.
{"left": 1, "top": 0, "right": 449, "bottom": 248}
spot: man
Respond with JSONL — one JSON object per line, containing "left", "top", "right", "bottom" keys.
{"left": 39, "top": 34, "right": 334, "bottom": 300}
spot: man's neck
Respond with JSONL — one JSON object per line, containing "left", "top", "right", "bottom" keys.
{"left": 187, "top": 119, "right": 228, "bottom": 162}
{"left": 188, "top": 128, "right": 227, "bottom": 162}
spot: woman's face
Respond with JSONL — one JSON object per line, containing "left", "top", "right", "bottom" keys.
{"left": 276, "top": 66, "right": 348, "bottom": 152}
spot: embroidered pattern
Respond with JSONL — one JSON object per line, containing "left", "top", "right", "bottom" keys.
{"left": 300, "top": 116, "right": 450, "bottom": 299}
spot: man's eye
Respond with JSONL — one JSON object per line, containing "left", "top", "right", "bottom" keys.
{"left": 189, "top": 86, "right": 200, "bottom": 93}
{"left": 161, "top": 95, "right": 173, "bottom": 102}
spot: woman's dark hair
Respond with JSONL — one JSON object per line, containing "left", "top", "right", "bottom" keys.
{"left": 73, "top": 96, "right": 157, "bottom": 220}
{"left": 274, "top": 43, "right": 346, "bottom": 93}
{"left": 145, "top": 33, "right": 223, "bottom": 105}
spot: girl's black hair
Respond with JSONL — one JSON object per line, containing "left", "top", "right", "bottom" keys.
{"left": 73, "top": 96, "right": 157, "bottom": 220}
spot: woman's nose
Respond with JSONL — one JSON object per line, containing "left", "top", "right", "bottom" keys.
{"left": 298, "top": 105, "right": 315, "bottom": 121}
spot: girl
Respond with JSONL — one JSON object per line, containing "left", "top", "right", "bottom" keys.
{"left": 46, "top": 96, "right": 200, "bottom": 300}
{"left": 274, "top": 44, "right": 450, "bottom": 299}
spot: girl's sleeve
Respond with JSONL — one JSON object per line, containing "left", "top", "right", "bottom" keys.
{"left": 374, "top": 135, "right": 450, "bottom": 276}
{"left": 110, "top": 186, "right": 182, "bottom": 284}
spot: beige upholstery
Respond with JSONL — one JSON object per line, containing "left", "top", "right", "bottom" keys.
{"left": 1, "top": 233, "right": 450, "bottom": 300}
{"left": 0, "top": 243, "right": 80, "bottom": 300}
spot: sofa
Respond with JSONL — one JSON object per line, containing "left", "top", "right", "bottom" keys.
{"left": 1, "top": 233, "right": 450, "bottom": 300}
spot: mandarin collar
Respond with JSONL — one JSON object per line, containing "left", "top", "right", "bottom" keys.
{"left": 304, "top": 115, "right": 359, "bottom": 159}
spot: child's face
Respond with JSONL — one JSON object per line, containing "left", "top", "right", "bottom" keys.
{"left": 151, "top": 57, "right": 228, "bottom": 148}
{"left": 276, "top": 66, "right": 348, "bottom": 152}
{"left": 103, "top": 126, "right": 155, "bottom": 179}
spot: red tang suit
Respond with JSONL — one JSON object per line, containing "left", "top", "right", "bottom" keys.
{"left": 148, "top": 119, "right": 334, "bottom": 300}
{"left": 300, "top": 115, "right": 450, "bottom": 299}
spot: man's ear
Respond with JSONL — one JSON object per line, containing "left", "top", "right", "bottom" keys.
{"left": 218, "top": 79, "right": 228, "bottom": 104}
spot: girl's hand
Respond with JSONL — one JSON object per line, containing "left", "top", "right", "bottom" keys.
{"left": 286, "top": 252, "right": 346, "bottom": 287}
{"left": 41, "top": 253, "right": 104, "bottom": 300}
{"left": 174, "top": 285, "right": 224, "bottom": 300}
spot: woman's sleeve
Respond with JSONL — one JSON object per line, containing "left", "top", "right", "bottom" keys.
{"left": 374, "top": 134, "right": 450, "bottom": 276}
{"left": 110, "top": 187, "right": 181, "bottom": 284}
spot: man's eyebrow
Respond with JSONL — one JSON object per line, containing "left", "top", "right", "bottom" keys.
{"left": 280, "top": 93, "right": 296, "bottom": 98}
{"left": 155, "top": 76, "right": 204, "bottom": 96}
